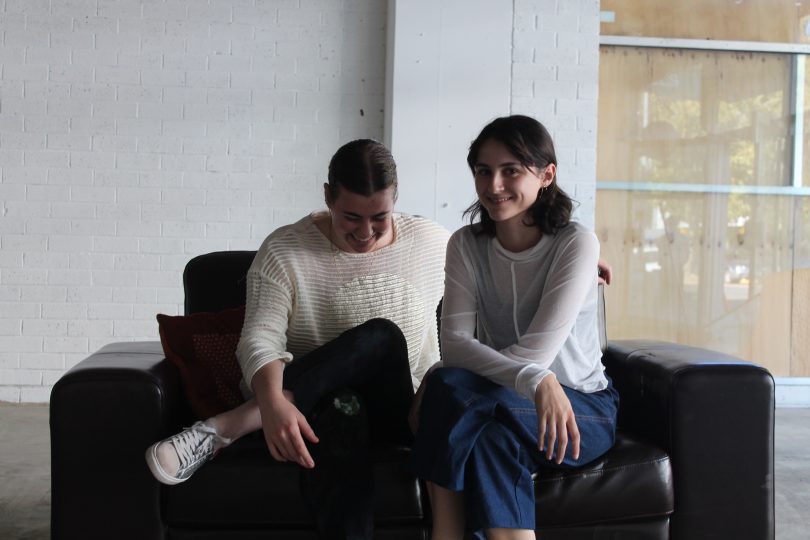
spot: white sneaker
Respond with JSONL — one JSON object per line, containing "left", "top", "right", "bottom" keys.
{"left": 145, "top": 421, "right": 231, "bottom": 485}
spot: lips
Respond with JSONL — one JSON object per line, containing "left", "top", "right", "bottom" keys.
{"left": 486, "top": 195, "right": 513, "bottom": 205}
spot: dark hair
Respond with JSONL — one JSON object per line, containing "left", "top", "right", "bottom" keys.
{"left": 464, "top": 115, "right": 574, "bottom": 236}
{"left": 327, "top": 139, "right": 398, "bottom": 201}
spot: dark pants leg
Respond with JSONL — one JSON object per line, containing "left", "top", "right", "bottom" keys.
{"left": 281, "top": 318, "right": 413, "bottom": 539}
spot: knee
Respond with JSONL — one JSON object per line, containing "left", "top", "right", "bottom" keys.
{"left": 358, "top": 318, "right": 406, "bottom": 347}
{"left": 429, "top": 366, "right": 478, "bottom": 390}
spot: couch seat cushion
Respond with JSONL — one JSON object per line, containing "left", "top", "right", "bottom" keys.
{"left": 535, "top": 432, "right": 674, "bottom": 527}
{"left": 165, "top": 433, "right": 426, "bottom": 527}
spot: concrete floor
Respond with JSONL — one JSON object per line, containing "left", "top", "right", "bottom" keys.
{"left": 1, "top": 403, "right": 808, "bottom": 539}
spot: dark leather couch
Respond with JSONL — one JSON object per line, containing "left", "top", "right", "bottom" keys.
{"left": 50, "top": 251, "right": 775, "bottom": 540}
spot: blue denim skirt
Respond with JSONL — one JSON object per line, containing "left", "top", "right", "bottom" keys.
{"left": 409, "top": 367, "right": 619, "bottom": 533}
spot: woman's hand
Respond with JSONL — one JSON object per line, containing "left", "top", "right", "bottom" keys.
{"left": 534, "top": 374, "right": 580, "bottom": 465}
{"left": 251, "top": 361, "right": 319, "bottom": 469}
{"left": 597, "top": 259, "right": 612, "bottom": 285}
{"left": 258, "top": 389, "right": 319, "bottom": 468}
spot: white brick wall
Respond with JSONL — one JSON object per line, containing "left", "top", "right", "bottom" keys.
{"left": 0, "top": 0, "right": 387, "bottom": 403}
{"left": 512, "top": 0, "right": 600, "bottom": 229}
{"left": 0, "top": 0, "right": 600, "bottom": 403}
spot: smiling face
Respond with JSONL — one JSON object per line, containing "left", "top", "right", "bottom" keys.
{"left": 473, "top": 138, "right": 555, "bottom": 228}
{"left": 326, "top": 185, "right": 396, "bottom": 253}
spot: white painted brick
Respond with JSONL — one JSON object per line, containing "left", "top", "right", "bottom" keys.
{"left": 4, "top": 233, "right": 46, "bottom": 251}
{"left": 0, "top": 319, "right": 22, "bottom": 336}
{"left": 93, "top": 101, "right": 138, "bottom": 119}
{"left": 70, "top": 117, "right": 117, "bottom": 136}
{"left": 206, "top": 222, "right": 251, "bottom": 238}
{"left": 0, "top": 352, "right": 20, "bottom": 369}
{"left": 184, "top": 238, "right": 230, "bottom": 254}
{"left": 71, "top": 185, "right": 116, "bottom": 203}
{"left": 70, "top": 218, "right": 117, "bottom": 237}
{"left": 90, "top": 269, "right": 138, "bottom": 287}
{"left": 46, "top": 236, "right": 93, "bottom": 254}
{"left": 116, "top": 152, "right": 161, "bottom": 171}
{"left": 25, "top": 116, "right": 70, "bottom": 134}
{"left": 23, "top": 319, "right": 68, "bottom": 337}
{"left": 182, "top": 137, "right": 227, "bottom": 155}
{"left": 0, "top": 302, "right": 40, "bottom": 318}
{"left": 48, "top": 269, "right": 91, "bottom": 286}
{"left": 0, "top": 218, "right": 25, "bottom": 235}
{"left": 2, "top": 269, "right": 48, "bottom": 285}
{"left": 70, "top": 150, "right": 116, "bottom": 170}
{"left": 207, "top": 88, "right": 252, "bottom": 105}
{"left": 66, "top": 286, "right": 113, "bottom": 303}
{"left": 47, "top": 134, "right": 92, "bottom": 151}
{"left": 43, "top": 370, "right": 68, "bottom": 386}
{"left": 72, "top": 49, "right": 119, "bottom": 68}
{"left": 20, "top": 285, "right": 67, "bottom": 304}
{"left": 49, "top": 168, "right": 92, "bottom": 187}
{"left": 96, "top": 203, "right": 140, "bottom": 221}
{"left": 187, "top": 2, "right": 233, "bottom": 22}
{"left": 164, "top": 87, "right": 208, "bottom": 104}
{"left": 88, "top": 303, "right": 134, "bottom": 321}
{"left": 140, "top": 171, "right": 184, "bottom": 188}
{"left": 22, "top": 252, "right": 70, "bottom": 269}
{"left": 113, "top": 320, "right": 158, "bottom": 339}
{"left": 67, "top": 320, "right": 114, "bottom": 338}
{"left": 163, "top": 120, "right": 207, "bottom": 137}
{"left": 205, "top": 121, "right": 251, "bottom": 138}
{"left": 117, "top": 86, "right": 163, "bottom": 103}
{"left": 0, "top": 336, "right": 43, "bottom": 354}
{"left": 0, "top": 150, "right": 24, "bottom": 167}
{"left": 138, "top": 237, "right": 186, "bottom": 255}
{"left": 141, "top": 69, "right": 186, "bottom": 87}
{"left": 113, "top": 221, "right": 161, "bottom": 239}
{"left": 112, "top": 286, "right": 158, "bottom": 304}
{"left": 48, "top": 65, "right": 94, "bottom": 85}
{"left": 93, "top": 170, "right": 137, "bottom": 186}
{"left": 4, "top": 202, "right": 50, "bottom": 220}
{"left": 209, "top": 22, "right": 255, "bottom": 41}
{"left": 0, "top": 387, "right": 22, "bottom": 402}
{"left": 206, "top": 155, "right": 251, "bottom": 173}
{"left": 20, "top": 383, "right": 56, "bottom": 402}
{"left": 0, "top": 368, "right": 41, "bottom": 385}
{"left": 26, "top": 219, "right": 73, "bottom": 235}
{"left": 116, "top": 118, "right": 163, "bottom": 136}
{"left": 0, "top": 184, "right": 26, "bottom": 201}
{"left": 68, "top": 252, "right": 115, "bottom": 272}
{"left": 98, "top": 0, "right": 144, "bottom": 18}
{"left": 92, "top": 135, "right": 137, "bottom": 153}
{"left": 186, "top": 70, "right": 230, "bottom": 89}
{"left": 183, "top": 103, "right": 229, "bottom": 121}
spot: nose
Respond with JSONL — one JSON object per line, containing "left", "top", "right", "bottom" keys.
{"left": 488, "top": 172, "right": 505, "bottom": 193}
{"left": 357, "top": 220, "right": 373, "bottom": 238}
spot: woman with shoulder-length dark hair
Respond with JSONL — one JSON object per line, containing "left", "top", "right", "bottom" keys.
{"left": 409, "top": 115, "right": 620, "bottom": 540}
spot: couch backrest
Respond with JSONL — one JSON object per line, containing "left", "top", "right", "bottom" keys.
{"left": 183, "top": 251, "right": 256, "bottom": 315}
{"left": 182, "top": 251, "right": 608, "bottom": 353}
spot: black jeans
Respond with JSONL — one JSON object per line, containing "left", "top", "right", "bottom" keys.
{"left": 281, "top": 318, "right": 414, "bottom": 539}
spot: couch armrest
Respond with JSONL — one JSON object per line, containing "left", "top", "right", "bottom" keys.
{"left": 603, "top": 340, "right": 774, "bottom": 540}
{"left": 50, "top": 341, "right": 189, "bottom": 540}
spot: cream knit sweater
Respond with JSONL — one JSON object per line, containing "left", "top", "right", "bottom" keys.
{"left": 237, "top": 212, "right": 449, "bottom": 392}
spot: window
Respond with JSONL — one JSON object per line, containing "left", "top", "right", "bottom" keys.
{"left": 597, "top": 1, "right": 810, "bottom": 376}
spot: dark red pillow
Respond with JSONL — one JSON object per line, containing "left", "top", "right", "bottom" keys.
{"left": 156, "top": 305, "right": 246, "bottom": 419}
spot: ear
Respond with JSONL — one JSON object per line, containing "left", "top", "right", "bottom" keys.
{"left": 323, "top": 183, "right": 332, "bottom": 208}
{"left": 541, "top": 163, "right": 557, "bottom": 188}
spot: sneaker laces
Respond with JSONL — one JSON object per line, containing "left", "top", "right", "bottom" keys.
{"left": 173, "top": 422, "right": 231, "bottom": 470}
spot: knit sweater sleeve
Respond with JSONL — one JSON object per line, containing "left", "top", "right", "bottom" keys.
{"left": 236, "top": 244, "right": 295, "bottom": 390}
{"left": 440, "top": 228, "right": 599, "bottom": 401}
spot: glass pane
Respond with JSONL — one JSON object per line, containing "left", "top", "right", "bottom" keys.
{"left": 595, "top": 190, "right": 810, "bottom": 377}
{"left": 601, "top": 0, "right": 810, "bottom": 43}
{"left": 598, "top": 47, "right": 793, "bottom": 187}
